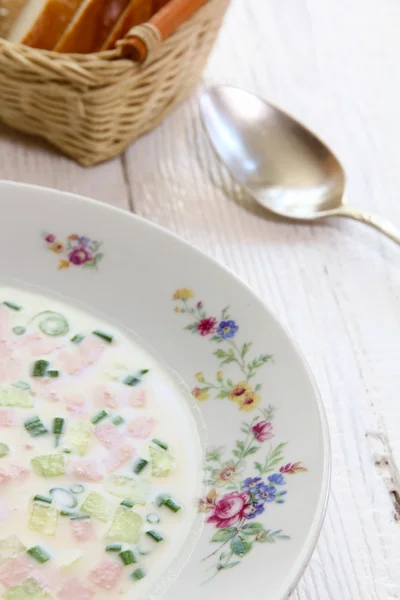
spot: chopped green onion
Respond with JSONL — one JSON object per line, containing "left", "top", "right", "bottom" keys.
{"left": 3, "top": 301, "right": 21, "bottom": 311}
{"left": 27, "top": 546, "right": 51, "bottom": 563}
{"left": 112, "top": 416, "right": 125, "bottom": 426}
{"left": 133, "top": 458, "right": 148, "bottom": 474}
{"left": 24, "top": 416, "right": 48, "bottom": 437}
{"left": 140, "top": 369, "right": 149, "bottom": 375}
{"left": 71, "top": 334, "right": 85, "bottom": 344}
{"left": 47, "top": 370, "right": 59, "bottom": 378}
{"left": 163, "top": 498, "right": 181, "bottom": 513}
{"left": 60, "top": 510, "right": 74, "bottom": 517}
{"left": 91, "top": 410, "right": 108, "bottom": 425}
{"left": 123, "top": 375, "right": 140, "bottom": 387}
{"left": 33, "top": 495, "right": 52, "bottom": 504}
{"left": 12, "top": 326, "right": 26, "bottom": 336}
{"left": 106, "top": 544, "right": 122, "bottom": 552}
{"left": 152, "top": 439, "right": 168, "bottom": 451}
{"left": 93, "top": 330, "right": 113, "bottom": 343}
{"left": 70, "top": 484, "right": 85, "bottom": 494}
{"left": 120, "top": 499, "right": 134, "bottom": 509}
{"left": 146, "top": 513, "right": 160, "bottom": 524}
{"left": 70, "top": 515, "right": 91, "bottom": 521}
{"left": 131, "top": 568, "right": 146, "bottom": 581}
{"left": 62, "top": 449, "right": 72, "bottom": 454}
{"left": 32, "top": 360, "right": 49, "bottom": 378}
{"left": 119, "top": 550, "right": 137, "bottom": 565}
{"left": 53, "top": 418, "right": 65, "bottom": 435}
{"left": 35, "top": 311, "right": 69, "bottom": 337}
{"left": 50, "top": 488, "right": 78, "bottom": 509}
{"left": 146, "top": 530, "right": 164, "bottom": 543}
{"left": 12, "top": 381, "right": 30, "bottom": 390}
{"left": 0, "top": 443, "right": 9, "bottom": 458}
{"left": 155, "top": 494, "right": 169, "bottom": 507}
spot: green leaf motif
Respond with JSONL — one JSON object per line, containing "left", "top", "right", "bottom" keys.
{"left": 212, "top": 528, "right": 237, "bottom": 543}
{"left": 242, "top": 522, "right": 265, "bottom": 534}
{"left": 223, "top": 561, "right": 241, "bottom": 569}
{"left": 230, "top": 536, "right": 252, "bottom": 556}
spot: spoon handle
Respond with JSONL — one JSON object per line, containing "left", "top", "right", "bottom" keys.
{"left": 331, "top": 206, "right": 400, "bottom": 245}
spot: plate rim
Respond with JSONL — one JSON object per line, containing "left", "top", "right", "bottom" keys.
{"left": 0, "top": 179, "right": 331, "bottom": 599}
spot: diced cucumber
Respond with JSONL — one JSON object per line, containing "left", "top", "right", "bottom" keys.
{"left": 149, "top": 446, "right": 174, "bottom": 477}
{"left": 0, "top": 536, "right": 25, "bottom": 567}
{"left": 107, "top": 507, "right": 143, "bottom": 544}
{"left": 3, "top": 578, "right": 52, "bottom": 600}
{"left": 29, "top": 503, "right": 58, "bottom": 536}
{"left": 81, "top": 492, "right": 109, "bottom": 522}
{"left": 0, "top": 442, "right": 9, "bottom": 457}
{"left": 105, "top": 476, "right": 150, "bottom": 506}
{"left": 0, "top": 387, "right": 33, "bottom": 408}
{"left": 31, "top": 454, "right": 65, "bottom": 477}
{"left": 66, "top": 420, "right": 92, "bottom": 456}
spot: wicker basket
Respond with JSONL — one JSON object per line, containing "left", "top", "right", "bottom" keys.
{"left": 0, "top": 0, "right": 229, "bottom": 166}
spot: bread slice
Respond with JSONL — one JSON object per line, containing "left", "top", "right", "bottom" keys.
{"left": 102, "top": 0, "right": 151, "bottom": 50}
{"left": 0, "top": 0, "right": 30, "bottom": 39}
{"left": 7, "top": 0, "right": 84, "bottom": 50}
{"left": 55, "top": 0, "right": 133, "bottom": 53}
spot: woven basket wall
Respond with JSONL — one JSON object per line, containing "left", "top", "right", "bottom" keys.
{"left": 0, "top": 0, "right": 229, "bottom": 166}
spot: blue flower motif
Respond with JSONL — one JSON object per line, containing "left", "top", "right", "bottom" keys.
{"left": 242, "top": 477, "right": 262, "bottom": 492}
{"left": 217, "top": 320, "right": 239, "bottom": 339}
{"left": 246, "top": 503, "right": 265, "bottom": 520}
{"left": 268, "top": 473, "right": 286, "bottom": 486}
{"left": 78, "top": 236, "right": 90, "bottom": 246}
{"left": 257, "top": 485, "right": 277, "bottom": 503}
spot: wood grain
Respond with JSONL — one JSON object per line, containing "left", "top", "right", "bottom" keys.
{"left": 0, "top": 0, "right": 399, "bottom": 597}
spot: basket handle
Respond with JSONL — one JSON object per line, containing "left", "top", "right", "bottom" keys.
{"left": 117, "top": 0, "right": 209, "bottom": 61}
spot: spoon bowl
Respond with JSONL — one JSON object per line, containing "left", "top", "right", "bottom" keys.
{"left": 200, "top": 86, "right": 399, "bottom": 243}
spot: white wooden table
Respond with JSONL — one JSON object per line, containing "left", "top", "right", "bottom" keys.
{"left": 0, "top": 0, "right": 399, "bottom": 597}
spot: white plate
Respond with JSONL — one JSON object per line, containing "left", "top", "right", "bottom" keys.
{"left": 0, "top": 180, "right": 330, "bottom": 600}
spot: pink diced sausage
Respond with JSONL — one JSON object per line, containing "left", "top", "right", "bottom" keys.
{"left": 59, "top": 338, "right": 105, "bottom": 376}
{"left": 8, "top": 465, "right": 30, "bottom": 483}
{"left": 0, "top": 409, "right": 15, "bottom": 427}
{"left": 127, "top": 416, "right": 155, "bottom": 439}
{"left": 89, "top": 560, "right": 123, "bottom": 590}
{"left": 0, "top": 357, "right": 22, "bottom": 384}
{"left": 0, "top": 555, "right": 32, "bottom": 588}
{"left": 92, "top": 386, "right": 118, "bottom": 409}
{"left": 0, "top": 307, "right": 11, "bottom": 338}
{"left": 71, "top": 519, "right": 95, "bottom": 543}
{"left": 19, "top": 334, "right": 63, "bottom": 357}
{"left": 0, "top": 340, "right": 13, "bottom": 360}
{"left": 59, "top": 579, "right": 95, "bottom": 600}
{"left": 95, "top": 423, "right": 124, "bottom": 449}
{"left": 128, "top": 388, "right": 147, "bottom": 407}
{"left": 105, "top": 443, "right": 135, "bottom": 473}
{"left": 65, "top": 394, "right": 87, "bottom": 417}
{"left": 70, "top": 458, "right": 104, "bottom": 482}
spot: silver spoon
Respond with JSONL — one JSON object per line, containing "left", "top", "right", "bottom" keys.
{"left": 200, "top": 85, "right": 400, "bottom": 245}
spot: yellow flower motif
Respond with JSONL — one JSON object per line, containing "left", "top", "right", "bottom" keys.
{"left": 239, "top": 390, "right": 261, "bottom": 411}
{"left": 58, "top": 259, "right": 70, "bottom": 270}
{"left": 192, "top": 387, "right": 209, "bottom": 401}
{"left": 50, "top": 241, "right": 64, "bottom": 254}
{"left": 173, "top": 288, "right": 194, "bottom": 301}
{"left": 228, "top": 381, "right": 251, "bottom": 403}
{"left": 216, "top": 370, "right": 224, "bottom": 382}
{"left": 195, "top": 372, "right": 205, "bottom": 383}
{"left": 174, "top": 307, "right": 182, "bottom": 313}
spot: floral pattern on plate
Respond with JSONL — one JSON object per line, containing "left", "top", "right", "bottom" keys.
{"left": 173, "top": 289, "right": 308, "bottom": 579}
{"left": 43, "top": 233, "right": 103, "bottom": 270}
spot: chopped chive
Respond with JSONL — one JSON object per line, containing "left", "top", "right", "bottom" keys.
{"left": 112, "top": 415, "right": 125, "bottom": 426}
{"left": 24, "top": 416, "right": 48, "bottom": 437}
{"left": 91, "top": 410, "right": 108, "bottom": 425}
{"left": 62, "top": 449, "right": 72, "bottom": 454}
{"left": 140, "top": 369, "right": 149, "bottom": 375}
{"left": 60, "top": 510, "right": 75, "bottom": 517}
{"left": 32, "top": 360, "right": 49, "bottom": 378}
{"left": 146, "top": 530, "right": 164, "bottom": 543}
{"left": 12, "top": 381, "right": 30, "bottom": 390}
{"left": 70, "top": 515, "right": 91, "bottom": 520}
{"left": 146, "top": 513, "right": 160, "bottom": 524}
{"left": 163, "top": 498, "right": 182, "bottom": 513}
{"left": 133, "top": 458, "right": 148, "bottom": 475}
{"left": 55, "top": 435, "right": 61, "bottom": 448}
{"left": 3, "top": 301, "right": 21, "bottom": 311}
{"left": 131, "top": 568, "right": 146, "bottom": 581}
{"left": 106, "top": 544, "right": 122, "bottom": 552}
{"left": 53, "top": 418, "right": 65, "bottom": 435}
{"left": 12, "top": 326, "right": 26, "bottom": 336}
{"left": 33, "top": 495, "right": 52, "bottom": 504}
{"left": 119, "top": 550, "right": 137, "bottom": 565}
{"left": 152, "top": 439, "right": 168, "bottom": 451}
{"left": 120, "top": 499, "right": 134, "bottom": 509}
{"left": 155, "top": 494, "right": 169, "bottom": 507}
{"left": 70, "top": 484, "right": 85, "bottom": 494}
{"left": 123, "top": 375, "right": 140, "bottom": 387}
{"left": 71, "top": 334, "right": 85, "bottom": 344}
{"left": 27, "top": 546, "right": 50, "bottom": 564}
{"left": 47, "top": 370, "right": 59, "bottom": 378}
{"left": 93, "top": 330, "right": 113, "bottom": 343}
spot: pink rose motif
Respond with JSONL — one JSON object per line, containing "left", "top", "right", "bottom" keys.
{"left": 45, "top": 234, "right": 56, "bottom": 243}
{"left": 252, "top": 420, "right": 274, "bottom": 442}
{"left": 69, "top": 246, "right": 92, "bottom": 266}
{"left": 197, "top": 317, "right": 217, "bottom": 336}
{"left": 207, "top": 491, "right": 252, "bottom": 528}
